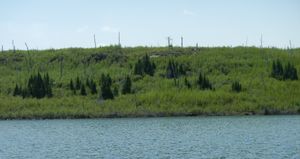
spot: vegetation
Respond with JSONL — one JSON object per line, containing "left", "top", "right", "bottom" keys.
{"left": 121, "top": 76, "right": 132, "bottom": 95}
{"left": 134, "top": 54, "right": 156, "bottom": 76}
{"left": 100, "top": 74, "right": 114, "bottom": 100}
{"left": 0, "top": 46, "right": 300, "bottom": 119}
{"left": 197, "top": 72, "right": 213, "bottom": 90}
{"left": 232, "top": 81, "right": 242, "bottom": 92}
{"left": 13, "top": 73, "right": 53, "bottom": 98}
{"left": 271, "top": 59, "right": 298, "bottom": 80}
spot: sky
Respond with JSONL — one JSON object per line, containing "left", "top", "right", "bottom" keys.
{"left": 0, "top": 0, "right": 299, "bottom": 50}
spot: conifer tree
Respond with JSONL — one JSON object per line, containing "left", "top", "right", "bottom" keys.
{"left": 13, "top": 84, "right": 20, "bottom": 96}
{"left": 76, "top": 77, "right": 81, "bottom": 90}
{"left": 90, "top": 79, "right": 97, "bottom": 94}
{"left": 184, "top": 78, "right": 192, "bottom": 89}
{"left": 197, "top": 72, "right": 212, "bottom": 90}
{"left": 232, "top": 81, "right": 242, "bottom": 92}
{"left": 100, "top": 74, "right": 114, "bottom": 100}
{"left": 122, "top": 76, "right": 132, "bottom": 94}
{"left": 70, "top": 79, "right": 75, "bottom": 90}
{"left": 80, "top": 84, "right": 87, "bottom": 96}
{"left": 166, "top": 59, "right": 178, "bottom": 79}
{"left": 133, "top": 54, "right": 156, "bottom": 76}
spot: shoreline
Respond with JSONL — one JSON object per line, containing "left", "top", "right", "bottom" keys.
{"left": 1, "top": 111, "right": 299, "bottom": 120}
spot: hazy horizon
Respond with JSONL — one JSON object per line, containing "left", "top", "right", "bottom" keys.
{"left": 1, "top": 0, "right": 299, "bottom": 50}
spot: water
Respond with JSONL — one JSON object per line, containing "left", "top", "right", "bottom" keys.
{"left": 0, "top": 116, "right": 299, "bottom": 159}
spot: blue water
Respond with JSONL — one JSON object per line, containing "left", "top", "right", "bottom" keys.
{"left": 0, "top": 116, "right": 299, "bottom": 159}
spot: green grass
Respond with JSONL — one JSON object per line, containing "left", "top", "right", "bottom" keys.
{"left": 0, "top": 46, "right": 300, "bottom": 119}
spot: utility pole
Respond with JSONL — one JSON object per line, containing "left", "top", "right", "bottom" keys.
{"left": 181, "top": 36, "right": 184, "bottom": 48}
{"left": 93, "top": 34, "right": 97, "bottom": 48}
{"left": 12, "top": 40, "right": 16, "bottom": 53}
{"left": 1, "top": 45, "right": 3, "bottom": 53}
{"left": 245, "top": 36, "right": 248, "bottom": 47}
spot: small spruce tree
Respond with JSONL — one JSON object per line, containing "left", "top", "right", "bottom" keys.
{"left": 80, "top": 84, "right": 87, "bottom": 96}
{"left": 122, "top": 76, "right": 132, "bottom": 94}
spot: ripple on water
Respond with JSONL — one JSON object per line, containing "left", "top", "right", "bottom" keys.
{"left": 0, "top": 116, "right": 299, "bottom": 159}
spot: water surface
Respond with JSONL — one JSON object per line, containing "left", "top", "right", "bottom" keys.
{"left": 0, "top": 116, "right": 299, "bottom": 159}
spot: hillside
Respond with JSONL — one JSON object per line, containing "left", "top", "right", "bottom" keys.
{"left": 0, "top": 46, "right": 299, "bottom": 119}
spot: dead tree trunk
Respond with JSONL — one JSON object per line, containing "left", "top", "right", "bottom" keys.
{"left": 12, "top": 40, "right": 16, "bottom": 53}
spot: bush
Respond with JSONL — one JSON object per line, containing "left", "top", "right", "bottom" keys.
{"left": 271, "top": 60, "right": 298, "bottom": 80}
{"left": 14, "top": 72, "right": 53, "bottom": 99}
{"left": 134, "top": 54, "right": 156, "bottom": 76}
{"left": 100, "top": 74, "right": 114, "bottom": 100}
{"left": 197, "top": 73, "right": 212, "bottom": 90}
{"left": 121, "top": 76, "right": 132, "bottom": 94}
{"left": 232, "top": 81, "right": 242, "bottom": 92}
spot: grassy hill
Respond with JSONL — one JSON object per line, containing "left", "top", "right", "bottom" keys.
{"left": 0, "top": 46, "right": 299, "bottom": 119}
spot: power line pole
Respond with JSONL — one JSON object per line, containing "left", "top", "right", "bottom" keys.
{"left": 1, "top": 45, "right": 3, "bottom": 53}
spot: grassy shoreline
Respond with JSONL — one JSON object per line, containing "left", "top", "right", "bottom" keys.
{"left": 0, "top": 46, "right": 300, "bottom": 119}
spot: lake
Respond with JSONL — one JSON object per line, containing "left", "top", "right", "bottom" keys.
{"left": 0, "top": 116, "right": 299, "bottom": 159}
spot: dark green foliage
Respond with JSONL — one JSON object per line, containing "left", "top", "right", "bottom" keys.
{"left": 122, "top": 76, "right": 132, "bottom": 94}
{"left": 14, "top": 72, "right": 53, "bottom": 98}
{"left": 134, "top": 54, "right": 156, "bottom": 76}
{"left": 113, "top": 85, "right": 119, "bottom": 97}
{"left": 166, "top": 59, "right": 179, "bottom": 78}
{"left": 69, "top": 79, "right": 75, "bottom": 91}
{"left": 89, "top": 79, "right": 97, "bottom": 94}
{"left": 271, "top": 59, "right": 284, "bottom": 80}
{"left": 232, "top": 81, "right": 242, "bottom": 92}
{"left": 184, "top": 78, "right": 192, "bottom": 89}
{"left": 44, "top": 73, "right": 53, "bottom": 97}
{"left": 283, "top": 62, "right": 298, "bottom": 80}
{"left": 271, "top": 60, "right": 298, "bottom": 80}
{"left": 13, "top": 84, "right": 21, "bottom": 96}
{"left": 100, "top": 74, "right": 114, "bottom": 100}
{"left": 75, "top": 77, "right": 81, "bottom": 90}
{"left": 166, "top": 59, "right": 189, "bottom": 79}
{"left": 80, "top": 84, "right": 87, "bottom": 96}
{"left": 197, "top": 73, "right": 212, "bottom": 90}
{"left": 134, "top": 59, "right": 143, "bottom": 75}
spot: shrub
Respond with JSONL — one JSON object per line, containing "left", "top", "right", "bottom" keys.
{"left": 232, "top": 81, "right": 242, "bottom": 92}
{"left": 197, "top": 73, "right": 212, "bottom": 90}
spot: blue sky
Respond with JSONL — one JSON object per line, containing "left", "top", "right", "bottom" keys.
{"left": 0, "top": 0, "right": 299, "bottom": 50}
